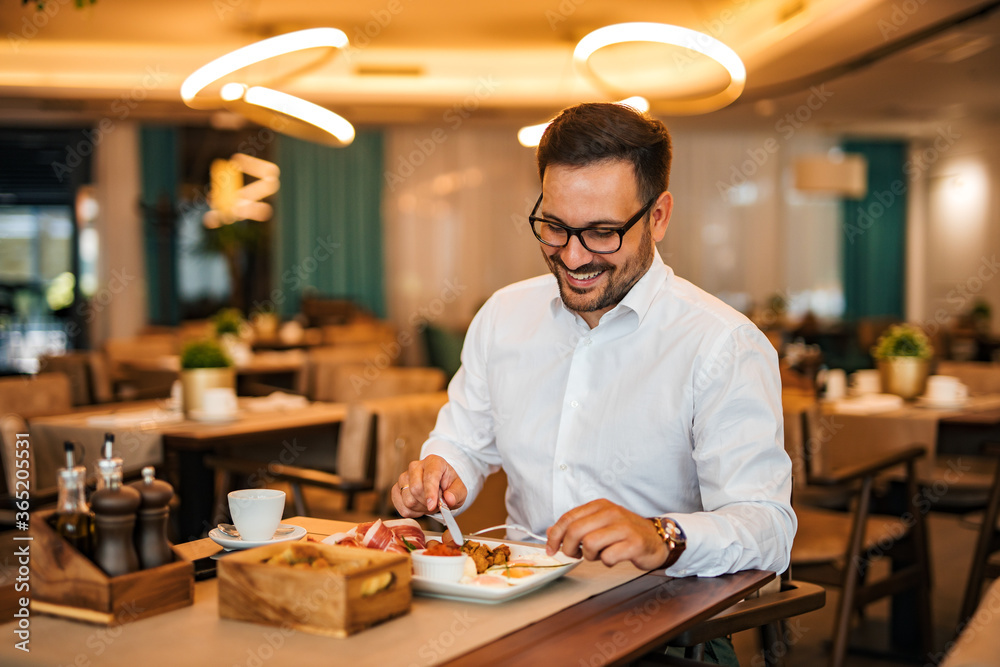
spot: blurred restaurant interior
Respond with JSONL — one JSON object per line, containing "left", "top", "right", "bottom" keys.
{"left": 3, "top": 0, "right": 1000, "bottom": 665}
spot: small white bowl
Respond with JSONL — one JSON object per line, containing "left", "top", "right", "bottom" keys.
{"left": 410, "top": 549, "right": 469, "bottom": 582}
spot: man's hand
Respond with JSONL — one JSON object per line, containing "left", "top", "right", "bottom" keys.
{"left": 391, "top": 455, "right": 468, "bottom": 518}
{"left": 545, "top": 499, "right": 669, "bottom": 570}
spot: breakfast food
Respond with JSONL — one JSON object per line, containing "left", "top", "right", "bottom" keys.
{"left": 265, "top": 543, "right": 360, "bottom": 570}
{"left": 462, "top": 540, "right": 511, "bottom": 574}
{"left": 322, "top": 518, "right": 427, "bottom": 553}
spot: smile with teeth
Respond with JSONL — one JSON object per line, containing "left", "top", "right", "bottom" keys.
{"left": 567, "top": 268, "right": 605, "bottom": 281}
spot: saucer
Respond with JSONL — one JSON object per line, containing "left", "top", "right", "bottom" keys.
{"left": 188, "top": 409, "right": 241, "bottom": 423}
{"left": 208, "top": 524, "right": 307, "bottom": 550}
{"left": 915, "top": 395, "right": 968, "bottom": 410}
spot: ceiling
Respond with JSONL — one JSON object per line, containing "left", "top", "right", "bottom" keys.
{"left": 1, "top": 0, "right": 999, "bottom": 137}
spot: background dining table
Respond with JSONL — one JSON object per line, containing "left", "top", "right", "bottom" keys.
{"left": 0, "top": 516, "right": 775, "bottom": 666}
{"left": 26, "top": 398, "right": 348, "bottom": 540}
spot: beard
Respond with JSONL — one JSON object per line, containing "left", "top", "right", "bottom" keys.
{"left": 544, "top": 223, "right": 654, "bottom": 315}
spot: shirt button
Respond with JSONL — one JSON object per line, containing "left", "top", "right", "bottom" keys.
{"left": 570, "top": 400, "right": 579, "bottom": 408}
{"left": 583, "top": 338, "right": 592, "bottom": 346}
{"left": 559, "top": 464, "right": 568, "bottom": 471}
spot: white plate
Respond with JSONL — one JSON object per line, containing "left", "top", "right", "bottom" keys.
{"left": 411, "top": 539, "right": 582, "bottom": 603}
{"left": 188, "top": 409, "right": 241, "bottom": 423}
{"left": 208, "top": 524, "right": 307, "bottom": 550}
{"left": 915, "top": 395, "right": 968, "bottom": 410}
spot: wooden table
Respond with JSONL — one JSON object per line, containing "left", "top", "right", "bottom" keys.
{"left": 0, "top": 517, "right": 776, "bottom": 666}
{"left": 27, "top": 400, "right": 348, "bottom": 541}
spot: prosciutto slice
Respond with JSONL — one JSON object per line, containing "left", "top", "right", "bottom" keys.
{"left": 322, "top": 518, "right": 426, "bottom": 553}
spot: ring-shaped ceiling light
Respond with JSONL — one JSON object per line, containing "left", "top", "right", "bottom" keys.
{"left": 181, "top": 28, "right": 354, "bottom": 147}
{"left": 573, "top": 23, "right": 746, "bottom": 115}
{"left": 220, "top": 84, "right": 355, "bottom": 147}
{"left": 181, "top": 28, "right": 348, "bottom": 109}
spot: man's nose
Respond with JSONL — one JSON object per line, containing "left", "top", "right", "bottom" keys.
{"left": 557, "top": 234, "right": 592, "bottom": 270}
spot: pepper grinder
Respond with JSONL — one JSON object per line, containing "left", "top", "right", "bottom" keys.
{"left": 130, "top": 466, "right": 174, "bottom": 569}
{"left": 91, "top": 450, "right": 141, "bottom": 577}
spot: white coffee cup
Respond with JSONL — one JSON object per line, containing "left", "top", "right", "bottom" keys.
{"left": 850, "top": 369, "right": 881, "bottom": 395}
{"left": 228, "top": 489, "right": 285, "bottom": 542}
{"left": 925, "top": 375, "right": 968, "bottom": 401}
{"left": 202, "top": 387, "right": 238, "bottom": 417}
{"left": 825, "top": 369, "right": 847, "bottom": 400}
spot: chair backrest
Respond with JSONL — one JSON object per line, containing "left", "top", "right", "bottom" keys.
{"left": 335, "top": 391, "right": 449, "bottom": 509}
{"left": 314, "top": 364, "right": 446, "bottom": 403}
{"left": 781, "top": 391, "right": 820, "bottom": 488}
{"left": 322, "top": 321, "right": 396, "bottom": 347}
{"left": 936, "top": 360, "right": 1000, "bottom": 395}
{"left": 0, "top": 373, "right": 73, "bottom": 420}
{"left": 299, "top": 344, "right": 394, "bottom": 398}
{"left": 104, "top": 334, "right": 178, "bottom": 381}
{"left": 0, "top": 413, "right": 29, "bottom": 495}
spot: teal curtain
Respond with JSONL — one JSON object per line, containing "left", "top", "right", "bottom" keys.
{"left": 273, "top": 132, "right": 385, "bottom": 318}
{"left": 139, "top": 125, "right": 180, "bottom": 325}
{"left": 841, "top": 140, "right": 908, "bottom": 321}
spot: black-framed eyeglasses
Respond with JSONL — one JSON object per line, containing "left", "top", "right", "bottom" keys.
{"left": 528, "top": 193, "right": 658, "bottom": 254}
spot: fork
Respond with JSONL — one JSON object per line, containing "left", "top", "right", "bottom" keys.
{"left": 469, "top": 523, "right": 548, "bottom": 542}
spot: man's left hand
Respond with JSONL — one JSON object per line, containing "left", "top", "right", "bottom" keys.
{"left": 545, "top": 499, "right": 669, "bottom": 570}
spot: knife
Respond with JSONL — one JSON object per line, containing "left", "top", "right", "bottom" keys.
{"left": 437, "top": 498, "right": 464, "bottom": 546}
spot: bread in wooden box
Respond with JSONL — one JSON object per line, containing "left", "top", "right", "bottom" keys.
{"left": 218, "top": 541, "right": 411, "bottom": 637}
{"left": 28, "top": 509, "right": 194, "bottom": 625}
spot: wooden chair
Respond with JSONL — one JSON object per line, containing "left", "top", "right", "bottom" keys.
{"left": 313, "top": 364, "right": 446, "bottom": 403}
{"left": 37, "top": 351, "right": 114, "bottom": 406}
{"left": 653, "top": 575, "right": 826, "bottom": 667}
{"left": 208, "top": 391, "right": 449, "bottom": 519}
{"left": 297, "top": 344, "right": 390, "bottom": 399}
{"left": 788, "top": 403, "right": 934, "bottom": 667}
{"left": 0, "top": 372, "right": 72, "bottom": 419}
{"left": 321, "top": 320, "right": 396, "bottom": 347}
{"left": 958, "top": 442, "right": 1000, "bottom": 625}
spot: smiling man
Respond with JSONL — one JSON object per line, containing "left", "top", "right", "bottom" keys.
{"left": 392, "top": 103, "right": 795, "bottom": 623}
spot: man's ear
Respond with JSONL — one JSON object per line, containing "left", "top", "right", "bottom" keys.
{"left": 650, "top": 191, "right": 673, "bottom": 243}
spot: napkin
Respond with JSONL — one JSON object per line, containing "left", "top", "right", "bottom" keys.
{"left": 242, "top": 391, "right": 310, "bottom": 413}
{"left": 829, "top": 393, "right": 904, "bottom": 415}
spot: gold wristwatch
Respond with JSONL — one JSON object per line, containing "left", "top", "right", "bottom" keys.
{"left": 649, "top": 516, "right": 686, "bottom": 568}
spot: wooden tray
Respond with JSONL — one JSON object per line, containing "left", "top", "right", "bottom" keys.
{"left": 218, "top": 541, "right": 411, "bottom": 637}
{"left": 29, "top": 509, "right": 194, "bottom": 625}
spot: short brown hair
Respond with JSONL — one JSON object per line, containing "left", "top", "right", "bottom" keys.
{"left": 536, "top": 102, "right": 672, "bottom": 203}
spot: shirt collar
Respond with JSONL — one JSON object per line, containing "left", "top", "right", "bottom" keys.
{"left": 548, "top": 249, "right": 671, "bottom": 328}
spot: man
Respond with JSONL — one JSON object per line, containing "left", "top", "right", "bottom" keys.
{"left": 392, "top": 102, "right": 795, "bottom": 582}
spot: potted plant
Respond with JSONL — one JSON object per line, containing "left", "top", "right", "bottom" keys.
{"left": 971, "top": 299, "right": 992, "bottom": 334}
{"left": 179, "top": 339, "right": 235, "bottom": 415}
{"left": 212, "top": 308, "right": 251, "bottom": 365}
{"left": 871, "top": 323, "right": 934, "bottom": 399}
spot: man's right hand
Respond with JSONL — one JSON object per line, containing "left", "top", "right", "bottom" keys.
{"left": 391, "top": 455, "right": 467, "bottom": 518}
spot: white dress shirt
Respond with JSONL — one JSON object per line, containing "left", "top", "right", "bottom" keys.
{"left": 421, "top": 250, "right": 796, "bottom": 576}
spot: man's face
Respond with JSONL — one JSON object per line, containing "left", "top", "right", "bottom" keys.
{"left": 538, "top": 160, "right": 672, "bottom": 327}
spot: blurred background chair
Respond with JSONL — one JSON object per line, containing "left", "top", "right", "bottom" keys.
{"left": 103, "top": 334, "right": 178, "bottom": 400}
{"left": 296, "top": 344, "right": 389, "bottom": 399}
{"left": 208, "top": 391, "right": 451, "bottom": 521}
{"left": 958, "top": 442, "right": 1000, "bottom": 625}
{"left": 312, "top": 364, "right": 446, "bottom": 404}
{"left": 37, "top": 351, "right": 114, "bottom": 406}
{"left": 787, "top": 402, "right": 933, "bottom": 667}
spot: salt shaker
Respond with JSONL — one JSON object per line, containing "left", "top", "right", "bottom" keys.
{"left": 130, "top": 466, "right": 174, "bottom": 569}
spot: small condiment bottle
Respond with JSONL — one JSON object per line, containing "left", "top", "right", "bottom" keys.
{"left": 94, "top": 432, "right": 120, "bottom": 491}
{"left": 91, "top": 457, "right": 141, "bottom": 577}
{"left": 130, "top": 466, "right": 174, "bottom": 569}
{"left": 54, "top": 441, "right": 94, "bottom": 557}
